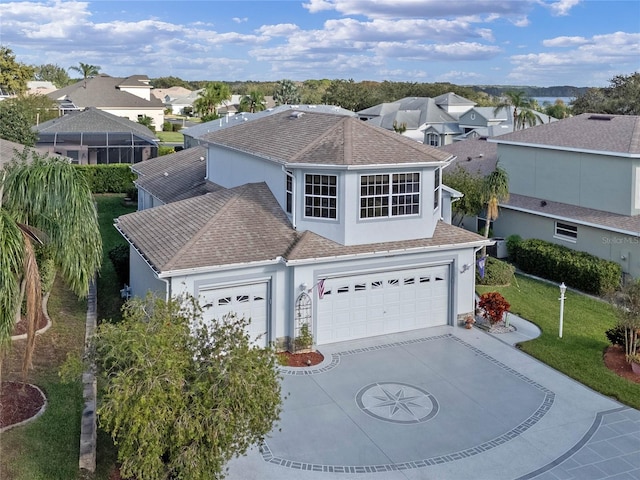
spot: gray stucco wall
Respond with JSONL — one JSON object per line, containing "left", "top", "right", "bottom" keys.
{"left": 493, "top": 209, "right": 640, "bottom": 279}
{"left": 499, "top": 145, "right": 636, "bottom": 216}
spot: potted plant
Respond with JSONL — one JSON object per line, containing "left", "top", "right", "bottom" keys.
{"left": 464, "top": 315, "right": 476, "bottom": 329}
{"left": 628, "top": 353, "right": 640, "bottom": 375}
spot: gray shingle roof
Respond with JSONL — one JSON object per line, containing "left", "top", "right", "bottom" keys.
{"left": 48, "top": 74, "right": 163, "bottom": 109}
{"left": 134, "top": 146, "right": 223, "bottom": 203}
{"left": 200, "top": 110, "right": 452, "bottom": 166}
{"left": 503, "top": 194, "right": 640, "bottom": 235}
{"left": 0, "top": 139, "right": 66, "bottom": 168}
{"left": 116, "top": 182, "right": 488, "bottom": 274}
{"left": 182, "top": 104, "right": 356, "bottom": 140}
{"left": 358, "top": 97, "right": 459, "bottom": 128}
{"left": 117, "top": 183, "right": 300, "bottom": 272}
{"left": 490, "top": 113, "right": 640, "bottom": 155}
{"left": 34, "top": 107, "right": 158, "bottom": 142}
{"left": 438, "top": 138, "right": 499, "bottom": 177}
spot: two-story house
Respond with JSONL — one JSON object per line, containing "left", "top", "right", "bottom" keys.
{"left": 116, "top": 110, "right": 489, "bottom": 349}
{"left": 488, "top": 113, "right": 640, "bottom": 280}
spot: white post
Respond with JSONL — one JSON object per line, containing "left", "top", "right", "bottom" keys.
{"left": 559, "top": 282, "right": 566, "bottom": 338}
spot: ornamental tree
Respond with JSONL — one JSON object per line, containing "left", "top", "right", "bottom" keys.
{"left": 92, "top": 295, "right": 282, "bottom": 480}
{"left": 478, "top": 292, "right": 511, "bottom": 325}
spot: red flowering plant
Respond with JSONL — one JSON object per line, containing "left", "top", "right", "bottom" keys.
{"left": 478, "top": 292, "right": 511, "bottom": 325}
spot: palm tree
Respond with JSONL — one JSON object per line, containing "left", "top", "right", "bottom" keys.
{"left": 68, "top": 62, "right": 101, "bottom": 79}
{"left": 137, "top": 115, "right": 155, "bottom": 132}
{"left": 480, "top": 166, "right": 509, "bottom": 257}
{"left": 273, "top": 79, "right": 300, "bottom": 105}
{"left": 193, "top": 82, "right": 231, "bottom": 118}
{"left": 0, "top": 150, "right": 102, "bottom": 374}
{"left": 493, "top": 91, "right": 540, "bottom": 131}
{"left": 239, "top": 90, "right": 266, "bottom": 113}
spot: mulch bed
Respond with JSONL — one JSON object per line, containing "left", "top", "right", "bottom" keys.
{"left": 278, "top": 350, "right": 324, "bottom": 367}
{"left": 0, "top": 381, "right": 45, "bottom": 429}
{"left": 12, "top": 312, "right": 48, "bottom": 337}
{"left": 603, "top": 345, "right": 640, "bottom": 384}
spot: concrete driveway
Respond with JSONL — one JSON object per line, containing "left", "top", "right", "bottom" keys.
{"left": 226, "top": 325, "right": 640, "bottom": 480}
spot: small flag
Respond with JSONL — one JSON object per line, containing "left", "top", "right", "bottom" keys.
{"left": 318, "top": 279, "right": 325, "bottom": 299}
{"left": 477, "top": 256, "right": 486, "bottom": 279}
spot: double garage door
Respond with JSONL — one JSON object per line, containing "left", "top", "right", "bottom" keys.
{"left": 316, "top": 265, "right": 450, "bottom": 345}
{"left": 199, "top": 282, "right": 269, "bottom": 348}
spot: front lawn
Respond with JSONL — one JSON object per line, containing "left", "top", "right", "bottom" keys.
{"left": 477, "top": 274, "right": 640, "bottom": 409}
{"left": 156, "top": 131, "right": 184, "bottom": 143}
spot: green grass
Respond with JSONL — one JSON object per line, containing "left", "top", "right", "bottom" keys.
{"left": 477, "top": 274, "right": 640, "bottom": 409}
{"left": 156, "top": 131, "right": 184, "bottom": 143}
{"left": 95, "top": 194, "right": 136, "bottom": 323}
{"left": 1, "top": 280, "right": 88, "bottom": 479}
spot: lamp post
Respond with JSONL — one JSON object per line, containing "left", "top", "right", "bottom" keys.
{"left": 559, "top": 282, "right": 567, "bottom": 338}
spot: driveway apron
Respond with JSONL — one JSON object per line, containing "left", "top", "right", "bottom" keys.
{"left": 226, "top": 325, "right": 640, "bottom": 480}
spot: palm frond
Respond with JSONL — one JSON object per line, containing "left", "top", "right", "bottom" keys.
{"left": 0, "top": 209, "right": 24, "bottom": 348}
{"left": 21, "top": 234, "right": 42, "bottom": 377}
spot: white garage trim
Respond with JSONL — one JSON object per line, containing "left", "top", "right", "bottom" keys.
{"left": 316, "top": 265, "right": 450, "bottom": 345}
{"left": 199, "top": 281, "right": 270, "bottom": 347}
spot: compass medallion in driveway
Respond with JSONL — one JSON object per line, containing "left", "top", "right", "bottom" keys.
{"left": 356, "top": 382, "right": 439, "bottom": 424}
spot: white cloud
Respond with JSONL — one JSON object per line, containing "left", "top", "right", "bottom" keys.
{"left": 437, "top": 70, "right": 484, "bottom": 83}
{"left": 257, "top": 24, "right": 301, "bottom": 37}
{"left": 508, "top": 31, "right": 640, "bottom": 86}
{"left": 543, "top": 36, "right": 589, "bottom": 47}
{"left": 303, "top": 0, "right": 534, "bottom": 19}
{"left": 546, "top": 0, "right": 581, "bottom": 16}
{"left": 232, "top": 17, "right": 248, "bottom": 24}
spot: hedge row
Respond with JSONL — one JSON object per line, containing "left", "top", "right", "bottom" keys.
{"left": 74, "top": 164, "right": 136, "bottom": 194}
{"left": 476, "top": 256, "right": 516, "bottom": 286}
{"left": 510, "top": 238, "right": 621, "bottom": 295}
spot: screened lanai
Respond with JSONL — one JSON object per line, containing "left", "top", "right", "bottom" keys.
{"left": 34, "top": 108, "right": 158, "bottom": 165}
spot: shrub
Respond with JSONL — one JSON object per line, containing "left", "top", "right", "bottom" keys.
{"left": 108, "top": 244, "right": 130, "bottom": 287}
{"left": 605, "top": 325, "right": 626, "bottom": 346}
{"left": 158, "top": 146, "right": 175, "bottom": 156}
{"left": 478, "top": 292, "right": 511, "bottom": 325}
{"left": 171, "top": 123, "right": 182, "bottom": 132}
{"left": 513, "top": 239, "right": 621, "bottom": 295}
{"left": 506, "top": 234, "right": 522, "bottom": 259}
{"left": 74, "top": 164, "right": 136, "bottom": 193}
{"left": 476, "top": 256, "right": 515, "bottom": 286}
{"left": 162, "top": 121, "right": 173, "bottom": 131}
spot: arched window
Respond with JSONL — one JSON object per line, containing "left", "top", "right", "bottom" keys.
{"left": 426, "top": 133, "right": 440, "bottom": 147}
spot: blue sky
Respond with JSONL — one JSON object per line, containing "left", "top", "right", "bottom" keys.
{"left": 1, "top": 0, "right": 639, "bottom": 87}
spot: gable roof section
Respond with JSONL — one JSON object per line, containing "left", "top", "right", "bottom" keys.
{"left": 503, "top": 194, "right": 640, "bottom": 236}
{"left": 116, "top": 183, "right": 299, "bottom": 273}
{"left": 434, "top": 92, "right": 477, "bottom": 108}
{"left": 0, "top": 139, "right": 67, "bottom": 168}
{"left": 359, "top": 97, "right": 458, "bottom": 128}
{"left": 134, "top": 146, "right": 223, "bottom": 203}
{"left": 34, "top": 107, "right": 158, "bottom": 142}
{"left": 200, "top": 110, "right": 453, "bottom": 166}
{"left": 491, "top": 113, "right": 640, "bottom": 156}
{"left": 48, "top": 74, "right": 163, "bottom": 109}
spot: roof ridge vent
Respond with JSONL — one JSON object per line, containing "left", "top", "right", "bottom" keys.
{"left": 588, "top": 114, "right": 613, "bottom": 121}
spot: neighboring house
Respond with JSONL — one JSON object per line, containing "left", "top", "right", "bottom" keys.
{"left": 26, "top": 81, "right": 57, "bottom": 96}
{"left": 47, "top": 74, "right": 165, "bottom": 131}
{"left": 34, "top": 107, "right": 158, "bottom": 164}
{"left": 0, "top": 138, "right": 68, "bottom": 168}
{"left": 358, "top": 93, "right": 554, "bottom": 146}
{"left": 154, "top": 88, "right": 201, "bottom": 115}
{"left": 116, "top": 109, "right": 490, "bottom": 350}
{"left": 488, "top": 113, "right": 640, "bottom": 280}
{"left": 182, "top": 104, "right": 357, "bottom": 148}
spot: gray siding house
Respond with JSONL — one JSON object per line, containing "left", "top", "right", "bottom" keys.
{"left": 489, "top": 113, "right": 640, "bottom": 280}
{"left": 118, "top": 110, "right": 489, "bottom": 349}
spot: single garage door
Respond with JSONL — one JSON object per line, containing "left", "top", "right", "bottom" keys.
{"left": 316, "top": 265, "right": 449, "bottom": 345}
{"left": 199, "top": 282, "right": 269, "bottom": 347}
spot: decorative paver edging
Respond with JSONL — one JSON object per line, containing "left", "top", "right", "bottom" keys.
{"left": 262, "top": 333, "right": 555, "bottom": 473}
{"left": 0, "top": 383, "right": 47, "bottom": 433}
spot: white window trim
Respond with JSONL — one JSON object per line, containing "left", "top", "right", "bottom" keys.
{"left": 304, "top": 173, "right": 338, "bottom": 220}
{"left": 359, "top": 172, "right": 421, "bottom": 220}
{"left": 434, "top": 168, "right": 441, "bottom": 211}
{"left": 285, "top": 170, "right": 293, "bottom": 215}
{"left": 554, "top": 221, "right": 578, "bottom": 243}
